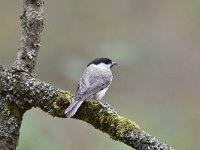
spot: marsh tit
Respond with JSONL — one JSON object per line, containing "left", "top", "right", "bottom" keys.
{"left": 65, "top": 57, "right": 117, "bottom": 118}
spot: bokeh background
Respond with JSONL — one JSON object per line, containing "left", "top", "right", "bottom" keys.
{"left": 0, "top": 0, "right": 200, "bottom": 149}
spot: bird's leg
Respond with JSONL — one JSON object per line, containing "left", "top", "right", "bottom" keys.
{"left": 97, "top": 100, "right": 117, "bottom": 115}
{"left": 98, "top": 101, "right": 110, "bottom": 108}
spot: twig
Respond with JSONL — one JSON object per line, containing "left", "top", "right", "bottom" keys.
{"left": 13, "top": 0, "right": 44, "bottom": 73}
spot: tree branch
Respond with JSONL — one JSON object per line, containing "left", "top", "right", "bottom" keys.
{"left": 13, "top": 0, "right": 44, "bottom": 73}
{"left": 0, "top": 0, "right": 44, "bottom": 149}
{"left": 0, "top": 70, "right": 174, "bottom": 149}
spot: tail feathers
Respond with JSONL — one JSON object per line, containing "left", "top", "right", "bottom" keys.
{"left": 65, "top": 100, "right": 84, "bottom": 118}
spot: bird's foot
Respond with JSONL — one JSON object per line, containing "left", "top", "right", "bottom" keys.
{"left": 98, "top": 102, "right": 117, "bottom": 115}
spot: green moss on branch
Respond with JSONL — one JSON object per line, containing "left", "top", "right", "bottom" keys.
{"left": 0, "top": 68, "right": 174, "bottom": 149}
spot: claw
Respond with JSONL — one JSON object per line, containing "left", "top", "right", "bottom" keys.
{"left": 98, "top": 101, "right": 117, "bottom": 115}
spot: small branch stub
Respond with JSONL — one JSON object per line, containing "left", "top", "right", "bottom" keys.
{"left": 0, "top": 65, "right": 4, "bottom": 72}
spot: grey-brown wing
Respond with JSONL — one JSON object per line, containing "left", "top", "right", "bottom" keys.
{"left": 74, "top": 79, "right": 110, "bottom": 102}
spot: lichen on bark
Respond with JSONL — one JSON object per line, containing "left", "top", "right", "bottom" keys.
{"left": 14, "top": 0, "right": 44, "bottom": 73}
{"left": 0, "top": 70, "right": 23, "bottom": 150}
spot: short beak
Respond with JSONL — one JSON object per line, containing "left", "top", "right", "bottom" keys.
{"left": 111, "top": 61, "right": 118, "bottom": 67}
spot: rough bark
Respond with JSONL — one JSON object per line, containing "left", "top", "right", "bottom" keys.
{"left": 0, "top": 0, "right": 44, "bottom": 149}
{"left": 0, "top": 0, "right": 174, "bottom": 150}
{"left": 13, "top": 0, "right": 44, "bottom": 73}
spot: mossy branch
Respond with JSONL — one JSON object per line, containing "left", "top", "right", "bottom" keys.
{"left": 37, "top": 87, "right": 174, "bottom": 150}
{"left": 1, "top": 70, "right": 173, "bottom": 149}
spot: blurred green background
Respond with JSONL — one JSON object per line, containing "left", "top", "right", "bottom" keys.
{"left": 0, "top": 0, "right": 200, "bottom": 149}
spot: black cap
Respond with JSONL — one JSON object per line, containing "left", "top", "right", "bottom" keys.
{"left": 87, "top": 57, "right": 112, "bottom": 66}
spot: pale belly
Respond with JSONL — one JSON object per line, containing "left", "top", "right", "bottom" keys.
{"left": 94, "top": 87, "right": 108, "bottom": 101}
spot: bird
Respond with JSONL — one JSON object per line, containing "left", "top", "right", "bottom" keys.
{"left": 64, "top": 57, "right": 117, "bottom": 118}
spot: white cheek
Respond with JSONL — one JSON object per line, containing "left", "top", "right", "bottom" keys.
{"left": 96, "top": 63, "right": 111, "bottom": 69}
